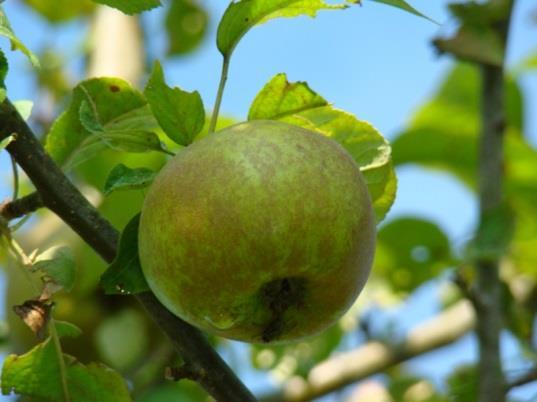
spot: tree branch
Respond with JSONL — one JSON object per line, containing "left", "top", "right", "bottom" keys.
{"left": 474, "top": 2, "right": 515, "bottom": 402}
{"left": 506, "top": 367, "right": 537, "bottom": 391}
{"left": 0, "top": 192, "right": 43, "bottom": 221}
{"left": 261, "top": 300, "right": 475, "bottom": 402}
{"left": 0, "top": 98, "right": 257, "bottom": 402}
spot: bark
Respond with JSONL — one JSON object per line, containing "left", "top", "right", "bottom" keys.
{"left": 474, "top": 2, "right": 515, "bottom": 401}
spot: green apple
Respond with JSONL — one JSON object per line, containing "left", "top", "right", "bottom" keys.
{"left": 138, "top": 120, "right": 375, "bottom": 343}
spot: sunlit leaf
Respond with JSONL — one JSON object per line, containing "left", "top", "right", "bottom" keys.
{"left": 1, "top": 337, "right": 131, "bottom": 401}
{"left": 22, "top": 0, "right": 95, "bottom": 23}
{"left": 249, "top": 73, "right": 396, "bottom": 222}
{"left": 13, "top": 100, "right": 33, "bottom": 121}
{"left": 374, "top": 217, "right": 452, "bottom": 293}
{"left": 0, "top": 6, "right": 39, "bottom": 67}
{"left": 392, "top": 63, "right": 537, "bottom": 278}
{"left": 32, "top": 246, "right": 76, "bottom": 293}
{"left": 92, "top": 0, "right": 160, "bottom": 15}
{"left": 144, "top": 61, "right": 205, "bottom": 146}
{"left": 368, "top": 0, "right": 436, "bottom": 23}
{"left": 166, "top": 0, "right": 209, "bottom": 56}
{"left": 100, "top": 213, "right": 149, "bottom": 295}
{"left": 46, "top": 78, "right": 167, "bottom": 170}
{"left": 104, "top": 163, "right": 156, "bottom": 195}
{"left": 217, "top": 0, "right": 353, "bottom": 58}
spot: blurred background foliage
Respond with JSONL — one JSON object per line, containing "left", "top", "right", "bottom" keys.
{"left": 0, "top": 0, "right": 536, "bottom": 401}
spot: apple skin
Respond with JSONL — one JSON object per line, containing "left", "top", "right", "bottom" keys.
{"left": 138, "top": 120, "right": 376, "bottom": 343}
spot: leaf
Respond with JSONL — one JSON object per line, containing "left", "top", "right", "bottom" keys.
{"left": 1, "top": 337, "right": 131, "bottom": 402}
{"left": 392, "top": 64, "right": 537, "bottom": 277}
{"left": 100, "top": 213, "right": 149, "bottom": 295}
{"left": 21, "top": 0, "right": 95, "bottom": 23}
{"left": 13, "top": 100, "right": 33, "bottom": 121}
{"left": 432, "top": 1, "right": 509, "bottom": 66}
{"left": 433, "top": 26, "right": 503, "bottom": 66}
{"left": 46, "top": 78, "right": 167, "bottom": 170}
{"left": 54, "top": 320, "right": 82, "bottom": 339}
{"left": 32, "top": 246, "right": 76, "bottom": 293}
{"left": 91, "top": 0, "right": 161, "bottom": 15}
{"left": 374, "top": 217, "right": 452, "bottom": 293}
{"left": 368, "top": 0, "right": 437, "bottom": 23}
{"left": 0, "top": 134, "right": 14, "bottom": 150}
{"left": 95, "top": 309, "right": 148, "bottom": 370}
{"left": 0, "top": 6, "right": 39, "bottom": 67}
{"left": 166, "top": 0, "right": 209, "bottom": 56}
{"left": 249, "top": 73, "right": 396, "bottom": 222}
{"left": 217, "top": 0, "right": 353, "bottom": 58}
{"left": 144, "top": 61, "right": 205, "bottom": 146}
{"left": 104, "top": 163, "right": 156, "bottom": 195}
{"left": 0, "top": 49, "right": 7, "bottom": 102}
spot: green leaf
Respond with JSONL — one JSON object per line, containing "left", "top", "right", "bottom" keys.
{"left": 166, "top": 0, "right": 209, "bottom": 56}
{"left": 104, "top": 163, "right": 156, "bottom": 195}
{"left": 392, "top": 63, "right": 537, "bottom": 277}
{"left": 46, "top": 78, "right": 167, "bottom": 170}
{"left": 13, "top": 100, "right": 33, "bottom": 121}
{"left": 32, "top": 246, "right": 76, "bottom": 293}
{"left": 217, "top": 0, "right": 353, "bottom": 58}
{"left": 54, "top": 321, "right": 83, "bottom": 339}
{"left": 144, "top": 61, "right": 205, "bottom": 146}
{"left": 1, "top": 337, "right": 131, "bottom": 402}
{"left": 249, "top": 73, "right": 396, "bottom": 222}
{"left": 95, "top": 309, "right": 148, "bottom": 370}
{"left": 0, "top": 134, "right": 14, "bottom": 150}
{"left": 21, "top": 0, "right": 95, "bottom": 23}
{"left": 368, "top": 0, "right": 437, "bottom": 23}
{"left": 91, "top": 0, "right": 160, "bottom": 15}
{"left": 374, "top": 217, "right": 452, "bottom": 293}
{"left": 0, "top": 6, "right": 39, "bottom": 67}
{"left": 101, "top": 213, "right": 149, "bottom": 295}
{"left": 0, "top": 49, "right": 7, "bottom": 80}
{"left": 433, "top": 26, "right": 503, "bottom": 66}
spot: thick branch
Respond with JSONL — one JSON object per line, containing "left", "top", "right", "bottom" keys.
{"left": 0, "top": 99, "right": 257, "bottom": 402}
{"left": 262, "top": 300, "right": 475, "bottom": 402}
{"left": 475, "top": 2, "right": 515, "bottom": 402}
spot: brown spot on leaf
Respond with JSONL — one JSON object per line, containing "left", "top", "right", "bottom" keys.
{"left": 110, "top": 85, "right": 120, "bottom": 93}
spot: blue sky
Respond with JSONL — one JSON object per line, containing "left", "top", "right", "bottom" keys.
{"left": 0, "top": 0, "right": 536, "bottom": 400}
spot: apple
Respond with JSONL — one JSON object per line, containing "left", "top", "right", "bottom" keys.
{"left": 138, "top": 120, "right": 375, "bottom": 343}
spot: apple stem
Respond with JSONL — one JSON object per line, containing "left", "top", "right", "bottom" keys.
{"left": 208, "top": 56, "right": 231, "bottom": 135}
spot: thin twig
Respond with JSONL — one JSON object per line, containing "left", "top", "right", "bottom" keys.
{"left": 10, "top": 155, "right": 19, "bottom": 201}
{"left": 208, "top": 56, "right": 230, "bottom": 134}
{"left": 0, "top": 192, "right": 43, "bottom": 221}
{"left": 474, "top": 2, "right": 516, "bottom": 401}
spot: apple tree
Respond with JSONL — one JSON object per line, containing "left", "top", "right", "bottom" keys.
{"left": 0, "top": 0, "right": 535, "bottom": 401}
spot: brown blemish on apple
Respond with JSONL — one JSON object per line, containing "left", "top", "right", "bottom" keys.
{"left": 109, "top": 85, "right": 120, "bottom": 93}
{"left": 260, "top": 277, "right": 307, "bottom": 343}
